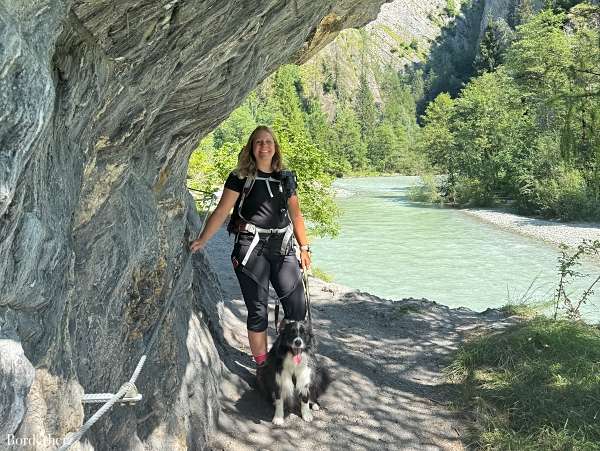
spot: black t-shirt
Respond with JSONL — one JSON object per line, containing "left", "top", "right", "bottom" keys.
{"left": 224, "top": 170, "right": 295, "bottom": 229}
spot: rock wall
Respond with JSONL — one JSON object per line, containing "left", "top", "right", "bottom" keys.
{"left": 0, "top": 1, "right": 388, "bottom": 449}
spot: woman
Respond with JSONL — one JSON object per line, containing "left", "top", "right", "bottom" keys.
{"left": 190, "top": 126, "right": 311, "bottom": 367}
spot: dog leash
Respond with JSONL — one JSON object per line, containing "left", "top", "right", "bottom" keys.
{"left": 274, "top": 299, "right": 280, "bottom": 333}
{"left": 303, "top": 269, "right": 312, "bottom": 325}
{"left": 274, "top": 269, "right": 312, "bottom": 334}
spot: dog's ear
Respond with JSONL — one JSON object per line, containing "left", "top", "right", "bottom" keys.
{"left": 275, "top": 336, "right": 288, "bottom": 358}
{"left": 306, "top": 323, "right": 317, "bottom": 349}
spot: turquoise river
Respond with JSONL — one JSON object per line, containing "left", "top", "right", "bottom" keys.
{"left": 311, "top": 176, "right": 600, "bottom": 320}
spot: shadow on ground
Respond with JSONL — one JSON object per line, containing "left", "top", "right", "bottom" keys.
{"left": 203, "top": 227, "right": 515, "bottom": 451}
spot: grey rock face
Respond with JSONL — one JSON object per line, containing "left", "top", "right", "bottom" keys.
{"left": 0, "top": 1, "right": 387, "bottom": 450}
{"left": 0, "top": 329, "right": 35, "bottom": 440}
{"left": 369, "top": 0, "right": 450, "bottom": 66}
{"left": 307, "top": 0, "right": 525, "bottom": 107}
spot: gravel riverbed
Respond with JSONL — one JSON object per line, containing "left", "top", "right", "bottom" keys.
{"left": 461, "top": 208, "right": 600, "bottom": 251}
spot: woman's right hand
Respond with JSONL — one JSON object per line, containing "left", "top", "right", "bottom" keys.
{"left": 190, "top": 238, "right": 205, "bottom": 253}
{"left": 188, "top": 188, "right": 240, "bottom": 254}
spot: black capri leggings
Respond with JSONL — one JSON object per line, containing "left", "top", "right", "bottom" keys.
{"left": 231, "top": 233, "right": 306, "bottom": 332}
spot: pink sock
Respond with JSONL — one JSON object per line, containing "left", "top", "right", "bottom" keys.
{"left": 254, "top": 353, "right": 267, "bottom": 365}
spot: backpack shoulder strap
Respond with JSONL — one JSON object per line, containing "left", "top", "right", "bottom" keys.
{"left": 237, "top": 175, "right": 256, "bottom": 222}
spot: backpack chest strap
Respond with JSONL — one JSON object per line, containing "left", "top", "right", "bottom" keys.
{"left": 254, "top": 176, "right": 282, "bottom": 198}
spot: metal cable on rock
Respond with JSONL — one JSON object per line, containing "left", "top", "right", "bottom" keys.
{"left": 58, "top": 191, "right": 216, "bottom": 450}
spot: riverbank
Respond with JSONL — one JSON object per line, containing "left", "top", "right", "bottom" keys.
{"left": 203, "top": 224, "right": 519, "bottom": 450}
{"left": 461, "top": 208, "right": 600, "bottom": 251}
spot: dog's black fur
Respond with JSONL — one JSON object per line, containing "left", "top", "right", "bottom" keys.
{"left": 256, "top": 320, "right": 330, "bottom": 424}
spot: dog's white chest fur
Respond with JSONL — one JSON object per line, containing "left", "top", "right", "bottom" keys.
{"left": 275, "top": 352, "right": 311, "bottom": 400}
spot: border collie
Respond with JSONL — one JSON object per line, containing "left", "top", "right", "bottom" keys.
{"left": 256, "top": 320, "right": 330, "bottom": 425}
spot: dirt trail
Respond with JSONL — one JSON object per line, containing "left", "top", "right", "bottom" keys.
{"left": 204, "top": 225, "right": 515, "bottom": 451}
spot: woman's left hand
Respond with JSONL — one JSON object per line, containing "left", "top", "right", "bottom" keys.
{"left": 300, "top": 249, "right": 311, "bottom": 271}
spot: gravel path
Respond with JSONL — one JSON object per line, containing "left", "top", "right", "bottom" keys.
{"left": 461, "top": 208, "right": 600, "bottom": 250}
{"left": 202, "top": 225, "right": 517, "bottom": 451}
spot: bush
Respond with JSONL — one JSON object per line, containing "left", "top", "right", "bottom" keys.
{"left": 407, "top": 174, "right": 443, "bottom": 203}
{"left": 445, "top": 0, "right": 458, "bottom": 16}
{"left": 451, "top": 177, "right": 495, "bottom": 207}
{"left": 528, "top": 165, "right": 597, "bottom": 220}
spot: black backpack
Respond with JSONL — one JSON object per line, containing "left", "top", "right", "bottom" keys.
{"left": 226, "top": 170, "right": 297, "bottom": 234}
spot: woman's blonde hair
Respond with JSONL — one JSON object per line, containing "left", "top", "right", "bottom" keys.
{"left": 235, "top": 126, "right": 283, "bottom": 178}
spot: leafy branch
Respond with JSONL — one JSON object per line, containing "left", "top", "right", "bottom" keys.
{"left": 554, "top": 239, "right": 600, "bottom": 320}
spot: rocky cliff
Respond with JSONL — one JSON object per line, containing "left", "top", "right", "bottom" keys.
{"left": 304, "top": 0, "right": 523, "bottom": 110}
{"left": 0, "top": 1, "right": 389, "bottom": 449}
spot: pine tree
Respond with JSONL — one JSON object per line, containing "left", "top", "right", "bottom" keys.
{"left": 369, "top": 122, "right": 400, "bottom": 172}
{"left": 355, "top": 69, "right": 378, "bottom": 144}
{"left": 475, "top": 20, "right": 514, "bottom": 74}
{"left": 271, "top": 65, "right": 307, "bottom": 139}
{"left": 332, "top": 103, "right": 367, "bottom": 171}
{"left": 420, "top": 92, "right": 456, "bottom": 177}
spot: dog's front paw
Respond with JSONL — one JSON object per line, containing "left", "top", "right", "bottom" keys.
{"left": 301, "top": 411, "right": 313, "bottom": 422}
{"left": 301, "top": 404, "right": 313, "bottom": 422}
{"left": 310, "top": 402, "right": 320, "bottom": 411}
{"left": 272, "top": 415, "right": 284, "bottom": 426}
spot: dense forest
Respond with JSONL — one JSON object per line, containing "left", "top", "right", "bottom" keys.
{"left": 188, "top": 2, "right": 600, "bottom": 235}
{"left": 421, "top": 3, "right": 600, "bottom": 221}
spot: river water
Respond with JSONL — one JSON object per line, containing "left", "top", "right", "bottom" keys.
{"left": 311, "top": 176, "right": 600, "bottom": 320}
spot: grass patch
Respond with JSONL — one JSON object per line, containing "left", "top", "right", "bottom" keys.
{"left": 393, "top": 303, "right": 423, "bottom": 317}
{"left": 447, "top": 317, "right": 600, "bottom": 450}
{"left": 501, "top": 273, "right": 555, "bottom": 319}
{"left": 499, "top": 298, "right": 554, "bottom": 319}
{"left": 377, "top": 24, "right": 408, "bottom": 48}
{"left": 499, "top": 303, "right": 541, "bottom": 318}
{"left": 312, "top": 266, "right": 334, "bottom": 283}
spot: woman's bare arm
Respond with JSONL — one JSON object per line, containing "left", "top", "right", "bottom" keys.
{"left": 288, "top": 194, "right": 311, "bottom": 269}
{"left": 190, "top": 188, "right": 240, "bottom": 253}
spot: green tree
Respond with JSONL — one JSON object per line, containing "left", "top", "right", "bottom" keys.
{"left": 355, "top": 69, "right": 378, "bottom": 143}
{"left": 212, "top": 103, "right": 256, "bottom": 148}
{"left": 452, "top": 68, "right": 533, "bottom": 199}
{"left": 188, "top": 134, "right": 239, "bottom": 197}
{"left": 565, "top": 5, "right": 600, "bottom": 178}
{"left": 380, "top": 67, "right": 418, "bottom": 140}
{"left": 505, "top": 6, "right": 600, "bottom": 217}
{"left": 273, "top": 115, "right": 340, "bottom": 237}
{"left": 505, "top": 10, "right": 572, "bottom": 109}
{"left": 304, "top": 97, "right": 346, "bottom": 175}
{"left": 369, "top": 122, "right": 400, "bottom": 172}
{"left": 271, "top": 65, "right": 307, "bottom": 134}
{"left": 332, "top": 103, "right": 367, "bottom": 171}
{"left": 419, "top": 92, "right": 456, "bottom": 178}
{"left": 475, "top": 19, "right": 514, "bottom": 73}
